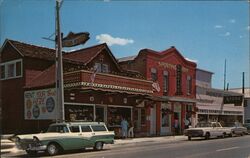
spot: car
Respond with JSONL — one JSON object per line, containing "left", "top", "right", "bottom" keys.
{"left": 243, "top": 124, "right": 250, "bottom": 133}
{"left": 13, "top": 122, "right": 115, "bottom": 156}
{"left": 184, "top": 122, "right": 231, "bottom": 140}
{"left": 224, "top": 122, "right": 248, "bottom": 136}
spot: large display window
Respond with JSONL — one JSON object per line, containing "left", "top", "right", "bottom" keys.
{"left": 107, "top": 105, "right": 132, "bottom": 126}
{"left": 65, "top": 104, "right": 94, "bottom": 121}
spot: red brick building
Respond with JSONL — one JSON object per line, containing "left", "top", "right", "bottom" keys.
{"left": 119, "top": 47, "right": 197, "bottom": 135}
{"left": 0, "top": 39, "right": 153, "bottom": 135}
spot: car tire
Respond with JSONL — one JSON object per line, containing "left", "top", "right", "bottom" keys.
{"left": 188, "top": 136, "right": 191, "bottom": 141}
{"left": 47, "top": 143, "right": 60, "bottom": 156}
{"left": 94, "top": 142, "right": 103, "bottom": 151}
{"left": 26, "top": 150, "right": 37, "bottom": 156}
{"left": 205, "top": 132, "right": 210, "bottom": 140}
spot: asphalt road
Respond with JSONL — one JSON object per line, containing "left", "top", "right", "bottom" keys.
{"left": 2, "top": 135, "right": 250, "bottom": 158}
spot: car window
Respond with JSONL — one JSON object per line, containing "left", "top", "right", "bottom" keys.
{"left": 91, "top": 125, "right": 107, "bottom": 132}
{"left": 69, "top": 126, "right": 80, "bottom": 133}
{"left": 47, "top": 125, "right": 69, "bottom": 133}
{"left": 81, "top": 126, "right": 92, "bottom": 132}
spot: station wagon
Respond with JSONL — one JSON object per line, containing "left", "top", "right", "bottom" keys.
{"left": 14, "top": 122, "right": 114, "bottom": 156}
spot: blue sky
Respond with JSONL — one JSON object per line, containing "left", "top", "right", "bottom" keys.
{"left": 0, "top": 0, "right": 249, "bottom": 89}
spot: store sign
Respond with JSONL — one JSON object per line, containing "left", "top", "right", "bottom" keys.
{"left": 223, "top": 95, "right": 243, "bottom": 105}
{"left": 24, "top": 88, "right": 57, "bottom": 120}
{"left": 158, "top": 61, "right": 189, "bottom": 72}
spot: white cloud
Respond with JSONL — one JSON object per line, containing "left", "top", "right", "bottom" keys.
{"left": 220, "top": 32, "right": 231, "bottom": 37}
{"left": 214, "top": 25, "right": 224, "bottom": 29}
{"left": 229, "top": 19, "right": 236, "bottom": 23}
{"left": 246, "top": 26, "right": 250, "bottom": 31}
{"left": 96, "top": 34, "right": 134, "bottom": 46}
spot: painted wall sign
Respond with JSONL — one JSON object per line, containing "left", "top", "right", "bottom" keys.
{"left": 24, "top": 88, "right": 57, "bottom": 120}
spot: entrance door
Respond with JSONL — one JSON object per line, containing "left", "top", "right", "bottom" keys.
{"left": 95, "top": 106, "right": 105, "bottom": 122}
{"left": 161, "top": 103, "right": 171, "bottom": 135}
{"left": 150, "top": 104, "right": 156, "bottom": 135}
{"left": 174, "top": 103, "right": 182, "bottom": 134}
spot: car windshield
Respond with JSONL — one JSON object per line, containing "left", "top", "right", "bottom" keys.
{"left": 47, "top": 125, "right": 69, "bottom": 133}
{"left": 196, "top": 122, "right": 212, "bottom": 127}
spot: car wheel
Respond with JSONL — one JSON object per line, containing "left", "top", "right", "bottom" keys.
{"left": 222, "top": 132, "right": 226, "bottom": 138}
{"left": 94, "top": 142, "right": 103, "bottom": 151}
{"left": 26, "top": 150, "right": 37, "bottom": 156}
{"left": 205, "top": 132, "right": 210, "bottom": 140}
{"left": 47, "top": 143, "right": 60, "bottom": 156}
{"left": 188, "top": 136, "right": 191, "bottom": 141}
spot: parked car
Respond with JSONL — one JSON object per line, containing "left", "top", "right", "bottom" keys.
{"left": 13, "top": 122, "right": 115, "bottom": 156}
{"left": 243, "top": 124, "right": 250, "bottom": 133}
{"left": 184, "top": 122, "right": 231, "bottom": 140}
{"left": 223, "top": 122, "right": 248, "bottom": 136}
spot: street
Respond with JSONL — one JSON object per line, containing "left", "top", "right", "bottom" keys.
{"left": 2, "top": 135, "right": 250, "bottom": 158}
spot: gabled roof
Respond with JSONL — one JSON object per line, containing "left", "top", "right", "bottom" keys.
{"left": 142, "top": 46, "right": 197, "bottom": 66}
{"left": 64, "top": 43, "right": 122, "bottom": 71}
{"left": 4, "top": 39, "right": 56, "bottom": 60}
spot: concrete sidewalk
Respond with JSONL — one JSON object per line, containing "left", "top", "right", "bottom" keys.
{"left": 0, "top": 135, "right": 187, "bottom": 154}
{"left": 114, "top": 135, "right": 186, "bottom": 146}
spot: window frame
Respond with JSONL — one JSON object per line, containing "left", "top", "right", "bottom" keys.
{"left": 0, "top": 59, "right": 23, "bottom": 80}
{"left": 163, "top": 71, "right": 169, "bottom": 95}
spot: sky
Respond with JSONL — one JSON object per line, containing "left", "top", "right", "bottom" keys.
{"left": 0, "top": 0, "right": 249, "bottom": 89}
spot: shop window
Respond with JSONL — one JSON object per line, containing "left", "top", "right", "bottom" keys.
{"left": 187, "top": 75, "right": 192, "bottom": 95}
{"left": 107, "top": 106, "right": 132, "bottom": 126}
{"left": 65, "top": 104, "right": 94, "bottom": 121}
{"left": 81, "top": 126, "right": 92, "bottom": 132}
{"left": 176, "top": 64, "right": 182, "bottom": 95}
{"left": 163, "top": 71, "right": 169, "bottom": 95}
{"left": 151, "top": 68, "right": 157, "bottom": 81}
{"left": 141, "top": 109, "right": 146, "bottom": 125}
{"left": 0, "top": 65, "right": 5, "bottom": 79}
{"left": 69, "top": 126, "right": 80, "bottom": 133}
{"left": 91, "top": 125, "right": 107, "bottom": 132}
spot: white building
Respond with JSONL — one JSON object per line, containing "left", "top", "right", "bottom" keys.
{"left": 229, "top": 88, "right": 250, "bottom": 124}
{"left": 196, "top": 69, "right": 244, "bottom": 125}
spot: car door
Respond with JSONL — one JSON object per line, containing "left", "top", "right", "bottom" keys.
{"left": 80, "top": 125, "right": 95, "bottom": 147}
{"left": 61, "top": 125, "right": 84, "bottom": 150}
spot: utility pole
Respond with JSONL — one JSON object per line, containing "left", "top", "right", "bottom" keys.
{"left": 223, "top": 59, "right": 227, "bottom": 90}
{"left": 56, "top": 0, "right": 65, "bottom": 121}
{"left": 242, "top": 72, "right": 245, "bottom": 94}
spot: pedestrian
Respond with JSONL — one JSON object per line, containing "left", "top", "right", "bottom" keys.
{"left": 121, "top": 117, "right": 129, "bottom": 139}
{"left": 184, "top": 117, "right": 190, "bottom": 129}
{"left": 174, "top": 118, "right": 179, "bottom": 135}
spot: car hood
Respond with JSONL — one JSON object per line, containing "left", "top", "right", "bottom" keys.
{"left": 17, "top": 132, "right": 65, "bottom": 141}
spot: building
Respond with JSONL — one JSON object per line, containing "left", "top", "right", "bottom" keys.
{"left": 229, "top": 88, "right": 250, "bottom": 124}
{"left": 196, "top": 69, "right": 244, "bottom": 125}
{"left": 119, "top": 47, "right": 197, "bottom": 135}
{"left": 0, "top": 39, "right": 153, "bottom": 135}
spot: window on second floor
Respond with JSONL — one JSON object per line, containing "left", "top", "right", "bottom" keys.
{"left": 176, "top": 64, "right": 182, "bottom": 95}
{"left": 163, "top": 71, "right": 169, "bottom": 95}
{"left": 187, "top": 75, "right": 192, "bottom": 95}
{"left": 95, "top": 63, "right": 109, "bottom": 73}
{"left": 0, "top": 59, "right": 22, "bottom": 80}
{"left": 151, "top": 68, "right": 157, "bottom": 81}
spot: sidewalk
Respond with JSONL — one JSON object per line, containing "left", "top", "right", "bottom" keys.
{"left": 114, "top": 135, "right": 186, "bottom": 146}
{"left": 0, "top": 135, "right": 187, "bottom": 154}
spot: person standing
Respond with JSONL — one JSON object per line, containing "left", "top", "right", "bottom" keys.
{"left": 121, "top": 117, "right": 129, "bottom": 139}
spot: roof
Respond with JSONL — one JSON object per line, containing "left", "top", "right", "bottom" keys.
{"left": 6, "top": 39, "right": 56, "bottom": 60}
{"left": 25, "top": 64, "right": 56, "bottom": 89}
{"left": 118, "top": 55, "right": 137, "bottom": 62}
{"left": 64, "top": 43, "right": 106, "bottom": 64}
{"left": 196, "top": 68, "right": 214, "bottom": 74}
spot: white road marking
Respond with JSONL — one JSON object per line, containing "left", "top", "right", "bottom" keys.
{"left": 216, "top": 146, "right": 239, "bottom": 152}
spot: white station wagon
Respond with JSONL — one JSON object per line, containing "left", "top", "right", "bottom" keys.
{"left": 14, "top": 122, "right": 114, "bottom": 156}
